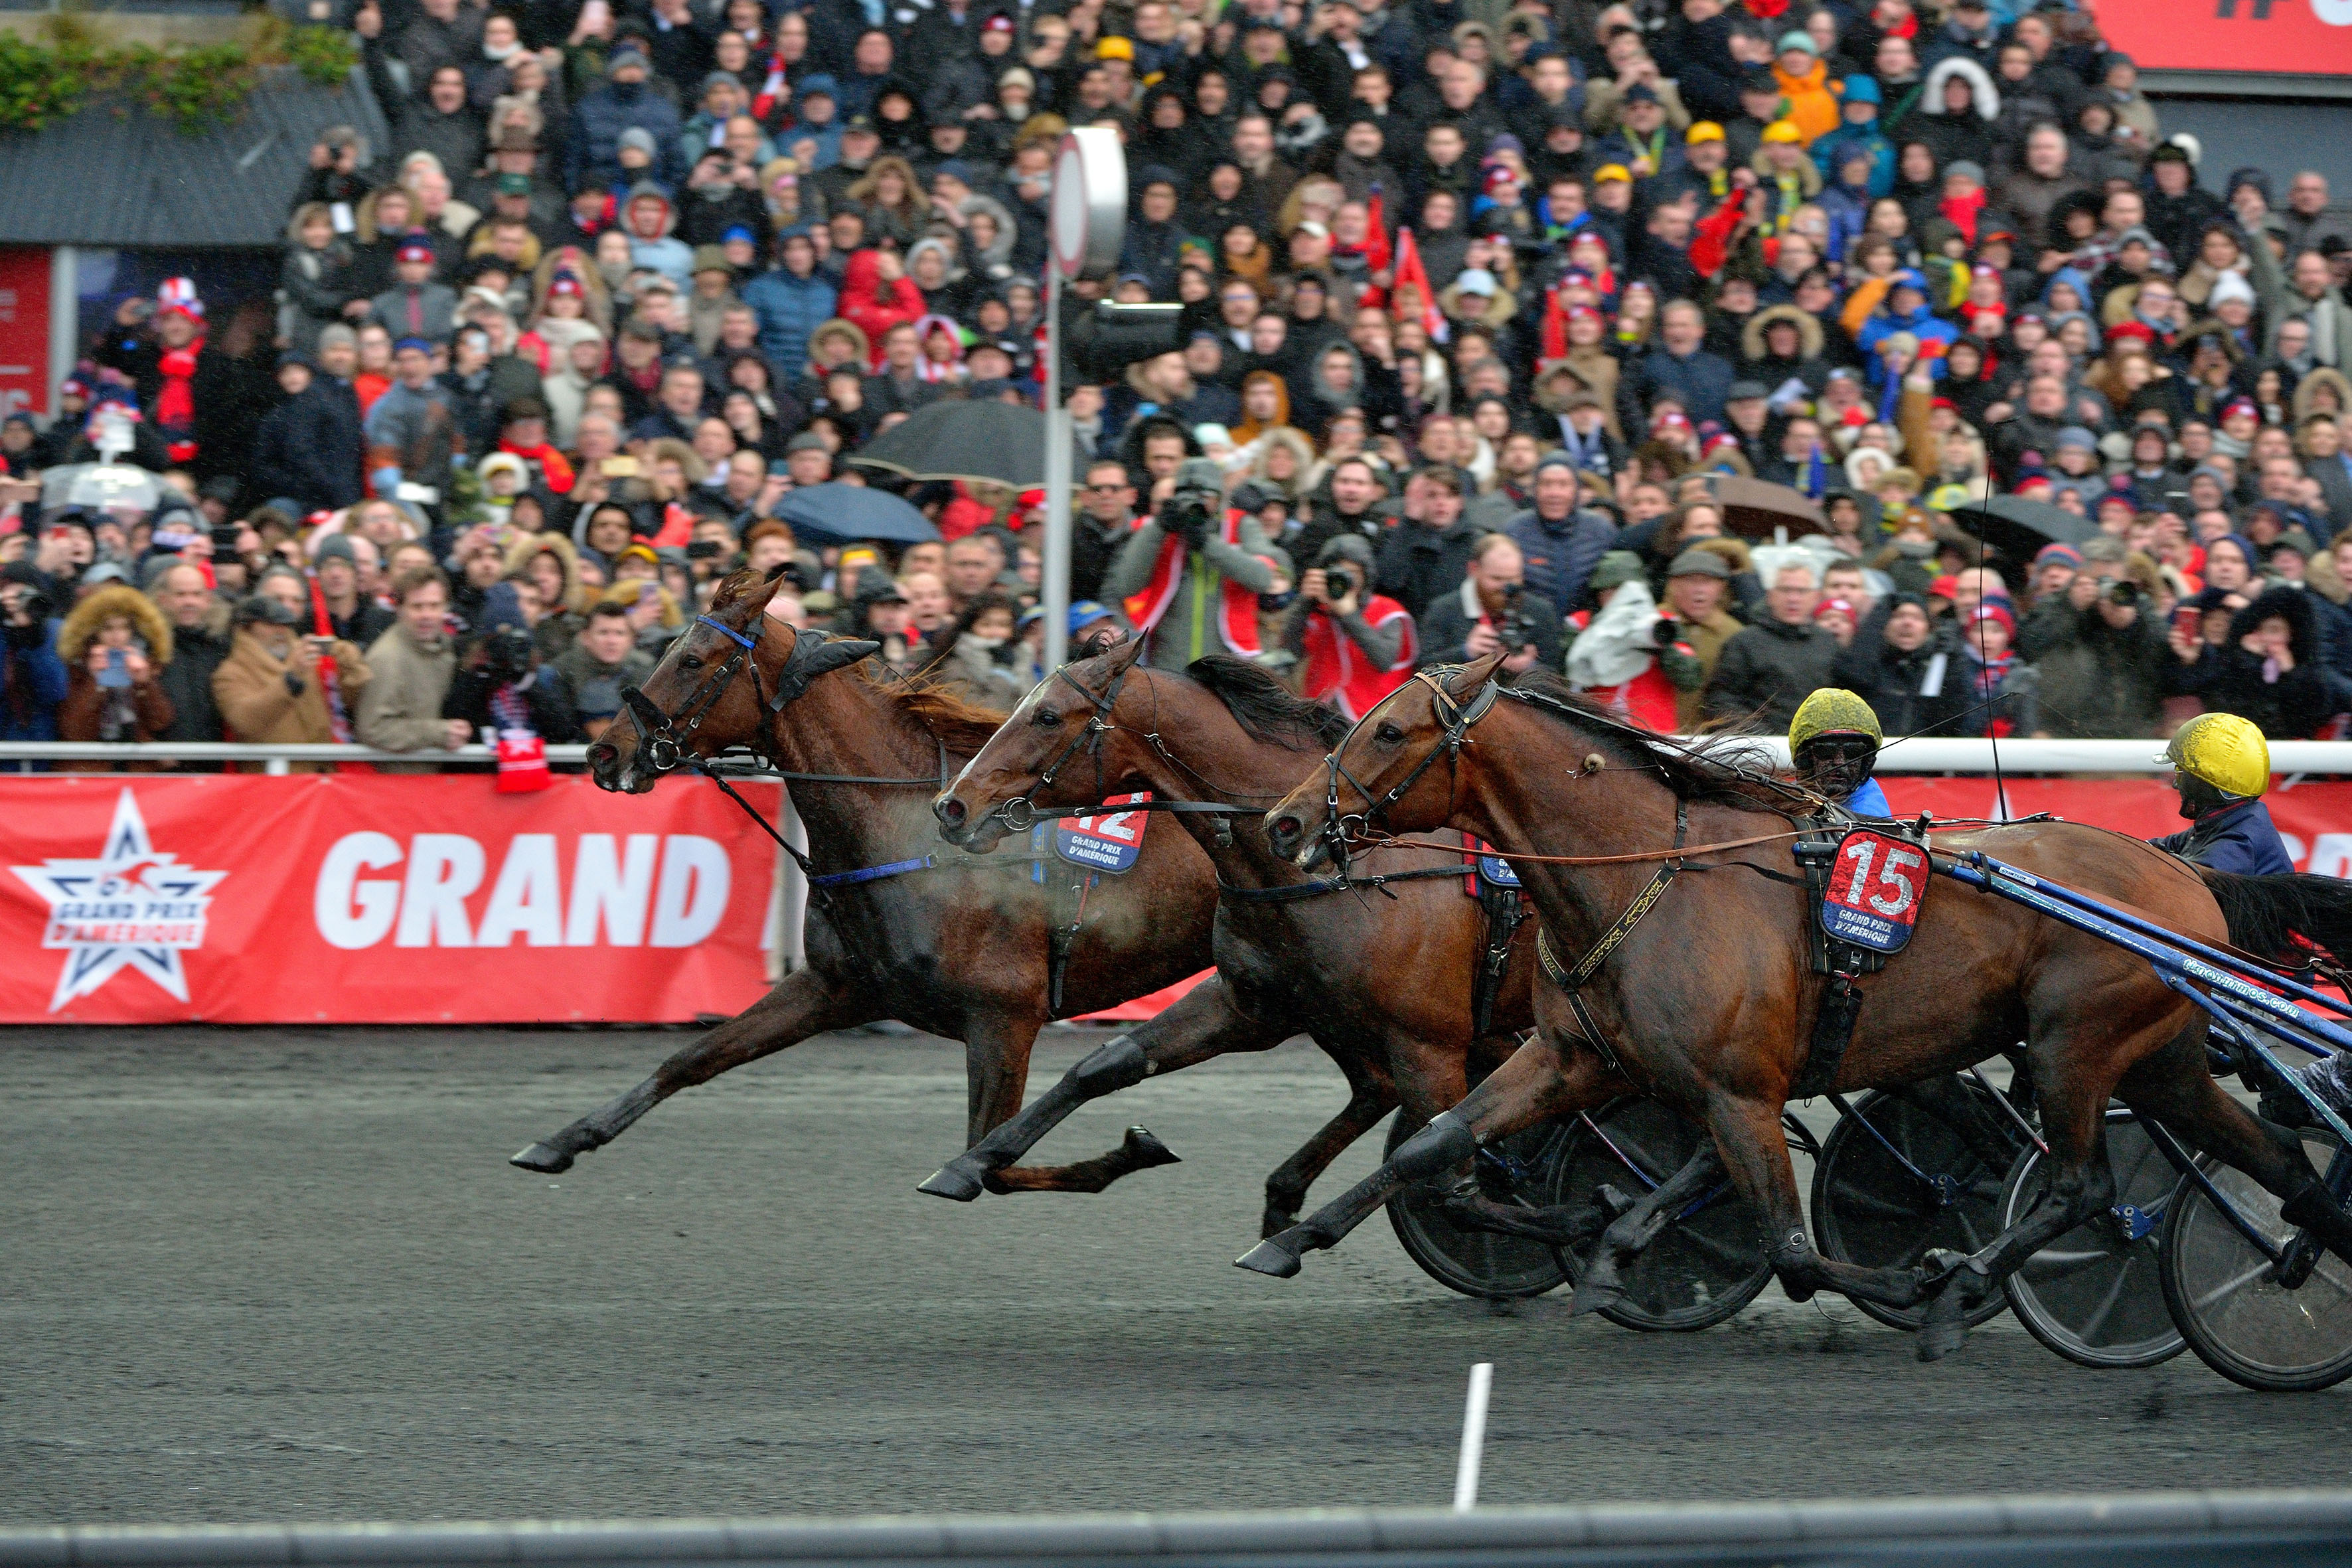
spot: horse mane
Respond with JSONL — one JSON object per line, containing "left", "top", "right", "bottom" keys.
{"left": 1502, "top": 670, "right": 1809, "bottom": 815}
{"left": 1184, "top": 655, "right": 1350, "bottom": 750}
{"left": 858, "top": 663, "right": 1010, "bottom": 755}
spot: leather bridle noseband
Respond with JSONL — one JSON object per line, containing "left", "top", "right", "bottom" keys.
{"left": 619, "top": 614, "right": 877, "bottom": 779}
{"left": 1314, "top": 665, "right": 1498, "bottom": 873}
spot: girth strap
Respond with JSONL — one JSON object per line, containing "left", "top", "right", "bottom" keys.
{"left": 1532, "top": 801, "right": 1689, "bottom": 1073}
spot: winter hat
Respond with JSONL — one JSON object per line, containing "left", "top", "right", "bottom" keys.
{"left": 1454, "top": 268, "right": 1498, "bottom": 296}
{"left": 2208, "top": 272, "right": 2256, "bottom": 310}
{"left": 1775, "top": 30, "right": 1817, "bottom": 56}
{"left": 1667, "top": 548, "right": 1731, "bottom": 580}
{"left": 1968, "top": 602, "right": 2016, "bottom": 641}
{"left": 2032, "top": 542, "right": 2083, "bottom": 570}
{"left": 1588, "top": 551, "right": 1648, "bottom": 593}
{"left": 1841, "top": 76, "right": 1881, "bottom": 106}
{"left": 396, "top": 240, "right": 435, "bottom": 265}
{"left": 1945, "top": 160, "right": 1986, "bottom": 187}
{"left": 2055, "top": 427, "right": 2098, "bottom": 451}
{"left": 156, "top": 277, "right": 203, "bottom": 321}
{"left": 1686, "top": 120, "right": 1726, "bottom": 143}
{"left": 618, "top": 127, "right": 659, "bottom": 157}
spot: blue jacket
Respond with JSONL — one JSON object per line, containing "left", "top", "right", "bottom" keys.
{"left": 1855, "top": 300, "right": 1958, "bottom": 383}
{"left": 1505, "top": 507, "right": 1617, "bottom": 619}
{"left": 1, "top": 617, "right": 68, "bottom": 743}
{"left": 740, "top": 267, "right": 838, "bottom": 378}
{"left": 1633, "top": 344, "right": 1735, "bottom": 427}
{"left": 1844, "top": 778, "right": 1890, "bottom": 817}
{"left": 2154, "top": 800, "right": 2295, "bottom": 878}
{"left": 1812, "top": 123, "right": 1894, "bottom": 200}
{"left": 570, "top": 81, "right": 684, "bottom": 192}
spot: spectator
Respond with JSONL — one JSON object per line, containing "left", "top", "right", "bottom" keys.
{"left": 212, "top": 595, "right": 371, "bottom": 764}
{"left": 2019, "top": 537, "right": 2173, "bottom": 739}
{"left": 1506, "top": 455, "right": 1615, "bottom": 619}
{"left": 93, "top": 279, "right": 246, "bottom": 484}
{"left": 356, "top": 566, "right": 468, "bottom": 759}
{"left": 742, "top": 228, "right": 837, "bottom": 378}
{"left": 1101, "top": 458, "right": 1290, "bottom": 672}
{"left": 314, "top": 535, "right": 395, "bottom": 647}
{"left": 1417, "top": 532, "right": 1561, "bottom": 677}
{"left": 547, "top": 601, "right": 655, "bottom": 739}
{"left": 1566, "top": 552, "right": 1699, "bottom": 733}
{"left": 1373, "top": 464, "right": 1479, "bottom": 619}
{"left": 56, "top": 584, "right": 174, "bottom": 756}
{"left": 1283, "top": 534, "right": 1417, "bottom": 719}
{"left": 1659, "top": 547, "right": 1745, "bottom": 730}
{"left": 571, "top": 48, "right": 683, "bottom": 193}
{"left": 1835, "top": 593, "right": 1970, "bottom": 738}
{"left": 0, "top": 561, "right": 66, "bottom": 747}
{"left": 145, "top": 560, "right": 231, "bottom": 746}
{"left": 1069, "top": 459, "right": 1141, "bottom": 603}
{"left": 1703, "top": 558, "right": 1840, "bottom": 730}
{"left": 2168, "top": 585, "right": 2337, "bottom": 740}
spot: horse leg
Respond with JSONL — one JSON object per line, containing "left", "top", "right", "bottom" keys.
{"left": 2116, "top": 1024, "right": 2352, "bottom": 1258}
{"left": 1237, "top": 1033, "right": 1615, "bottom": 1278}
{"left": 1707, "top": 1093, "right": 1934, "bottom": 1316}
{"left": 511, "top": 969, "right": 872, "bottom": 1172}
{"left": 1568, "top": 1142, "right": 1727, "bottom": 1318}
{"left": 919, "top": 979, "right": 1289, "bottom": 1200}
{"left": 1260, "top": 1048, "right": 1397, "bottom": 1238}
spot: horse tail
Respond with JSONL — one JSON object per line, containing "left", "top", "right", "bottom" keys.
{"left": 2195, "top": 867, "right": 2352, "bottom": 969}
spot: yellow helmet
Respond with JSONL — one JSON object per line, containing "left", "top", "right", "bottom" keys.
{"left": 2159, "top": 712, "right": 2270, "bottom": 801}
{"left": 1790, "top": 688, "right": 1884, "bottom": 755}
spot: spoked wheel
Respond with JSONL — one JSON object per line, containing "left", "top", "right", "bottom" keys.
{"left": 1383, "top": 1112, "right": 1572, "bottom": 1300}
{"left": 1811, "top": 1079, "right": 2023, "bottom": 1332}
{"left": 2159, "top": 1131, "right": 2352, "bottom": 1392}
{"left": 1543, "top": 1099, "right": 1773, "bottom": 1332}
{"left": 2000, "top": 1107, "right": 2185, "bottom": 1370}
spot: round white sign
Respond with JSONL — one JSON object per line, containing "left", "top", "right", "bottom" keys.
{"left": 1048, "top": 128, "right": 1129, "bottom": 279}
{"left": 1052, "top": 141, "right": 1091, "bottom": 277}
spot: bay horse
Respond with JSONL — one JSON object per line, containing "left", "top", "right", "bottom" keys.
{"left": 925, "top": 635, "right": 1636, "bottom": 1239}
{"left": 514, "top": 566, "right": 1219, "bottom": 1190}
{"left": 1247, "top": 653, "right": 2352, "bottom": 1359}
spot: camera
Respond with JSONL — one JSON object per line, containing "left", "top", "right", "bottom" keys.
{"left": 1160, "top": 457, "right": 1225, "bottom": 550}
{"left": 685, "top": 539, "right": 725, "bottom": 561}
{"left": 482, "top": 624, "right": 537, "bottom": 682}
{"left": 2105, "top": 579, "right": 2142, "bottom": 608}
{"left": 1322, "top": 563, "right": 1360, "bottom": 601}
{"left": 210, "top": 522, "right": 242, "bottom": 553}
{"left": 1494, "top": 582, "right": 1533, "bottom": 651}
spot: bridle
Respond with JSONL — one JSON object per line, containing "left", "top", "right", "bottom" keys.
{"left": 618, "top": 613, "right": 876, "bottom": 779}
{"left": 977, "top": 655, "right": 1273, "bottom": 843}
{"left": 1315, "top": 665, "right": 1497, "bottom": 874}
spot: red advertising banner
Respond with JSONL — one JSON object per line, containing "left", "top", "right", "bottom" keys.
{"left": 0, "top": 246, "right": 49, "bottom": 420}
{"left": 0, "top": 773, "right": 779, "bottom": 1024}
{"left": 2092, "top": 0, "right": 2352, "bottom": 75}
{"left": 1881, "top": 777, "right": 2352, "bottom": 874}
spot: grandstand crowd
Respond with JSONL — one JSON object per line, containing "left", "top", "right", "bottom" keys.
{"left": 3, "top": 0, "right": 2351, "bottom": 764}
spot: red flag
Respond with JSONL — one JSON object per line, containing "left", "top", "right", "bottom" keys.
{"left": 1364, "top": 186, "right": 1391, "bottom": 275}
{"left": 1390, "top": 227, "right": 1447, "bottom": 343}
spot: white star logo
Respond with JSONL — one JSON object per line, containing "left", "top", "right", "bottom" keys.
{"left": 13, "top": 789, "right": 227, "bottom": 1012}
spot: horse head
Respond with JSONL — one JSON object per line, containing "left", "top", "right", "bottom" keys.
{"left": 933, "top": 631, "right": 1148, "bottom": 852}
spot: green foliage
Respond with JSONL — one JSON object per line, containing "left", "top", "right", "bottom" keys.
{"left": 0, "top": 20, "right": 357, "bottom": 134}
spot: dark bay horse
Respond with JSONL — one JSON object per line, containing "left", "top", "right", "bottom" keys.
{"left": 514, "top": 566, "right": 1217, "bottom": 1190}
{"left": 1247, "top": 655, "right": 2352, "bottom": 1358}
{"left": 925, "top": 637, "right": 1635, "bottom": 1237}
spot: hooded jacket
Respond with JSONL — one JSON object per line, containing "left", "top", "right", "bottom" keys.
{"left": 622, "top": 185, "right": 695, "bottom": 288}
{"left": 570, "top": 74, "right": 684, "bottom": 191}
{"left": 836, "top": 249, "right": 923, "bottom": 368}
{"left": 1911, "top": 58, "right": 1997, "bottom": 173}
{"left": 2171, "top": 586, "right": 2337, "bottom": 740}
{"left": 57, "top": 585, "right": 175, "bottom": 753}
{"left": 741, "top": 258, "right": 838, "bottom": 378}
{"left": 1702, "top": 609, "right": 1842, "bottom": 730}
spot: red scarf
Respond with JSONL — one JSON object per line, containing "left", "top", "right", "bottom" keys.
{"left": 1300, "top": 595, "right": 1417, "bottom": 719}
{"left": 499, "top": 438, "right": 577, "bottom": 495}
{"left": 157, "top": 337, "right": 204, "bottom": 463}
{"left": 1123, "top": 510, "right": 1264, "bottom": 658}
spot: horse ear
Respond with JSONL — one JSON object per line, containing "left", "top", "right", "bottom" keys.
{"left": 732, "top": 568, "right": 789, "bottom": 622}
{"left": 1450, "top": 649, "right": 1509, "bottom": 694}
{"left": 1101, "top": 629, "right": 1148, "bottom": 670}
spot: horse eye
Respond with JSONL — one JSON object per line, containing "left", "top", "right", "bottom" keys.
{"left": 1376, "top": 723, "right": 1404, "bottom": 744}
{"left": 680, "top": 655, "right": 704, "bottom": 672}
{"left": 1034, "top": 708, "right": 1061, "bottom": 726}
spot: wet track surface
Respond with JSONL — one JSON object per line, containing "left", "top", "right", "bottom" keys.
{"left": 8, "top": 1026, "right": 2352, "bottom": 1526}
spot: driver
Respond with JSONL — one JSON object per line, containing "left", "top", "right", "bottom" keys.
{"left": 2149, "top": 713, "right": 2292, "bottom": 876}
{"left": 1789, "top": 688, "right": 1889, "bottom": 817}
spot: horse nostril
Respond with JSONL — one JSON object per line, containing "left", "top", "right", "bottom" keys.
{"left": 936, "top": 796, "right": 967, "bottom": 827}
{"left": 588, "top": 742, "right": 617, "bottom": 771}
{"left": 1269, "top": 814, "right": 1300, "bottom": 845}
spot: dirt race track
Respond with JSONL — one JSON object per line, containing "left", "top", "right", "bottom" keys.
{"left": 8, "top": 1025, "right": 2352, "bottom": 1526}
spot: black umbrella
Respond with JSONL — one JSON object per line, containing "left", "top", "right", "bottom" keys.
{"left": 845, "top": 399, "right": 1046, "bottom": 489}
{"left": 1944, "top": 495, "right": 2098, "bottom": 564}
{"left": 775, "top": 483, "right": 941, "bottom": 546}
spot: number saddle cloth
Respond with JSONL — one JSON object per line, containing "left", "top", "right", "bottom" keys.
{"left": 1788, "top": 806, "right": 1932, "bottom": 1098}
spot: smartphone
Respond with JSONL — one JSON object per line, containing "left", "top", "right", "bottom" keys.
{"left": 2173, "top": 605, "right": 2201, "bottom": 638}
{"left": 686, "top": 539, "right": 724, "bottom": 560}
{"left": 97, "top": 647, "right": 131, "bottom": 690}
{"left": 210, "top": 523, "right": 242, "bottom": 552}
{"left": 601, "top": 456, "right": 641, "bottom": 477}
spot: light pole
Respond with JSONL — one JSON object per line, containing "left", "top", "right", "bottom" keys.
{"left": 1040, "top": 127, "right": 1128, "bottom": 673}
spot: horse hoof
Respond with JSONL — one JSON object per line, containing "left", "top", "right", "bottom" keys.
{"left": 917, "top": 1162, "right": 987, "bottom": 1202}
{"left": 1123, "top": 1126, "right": 1181, "bottom": 1170}
{"left": 1569, "top": 1281, "right": 1625, "bottom": 1318}
{"left": 1235, "top": 1239, "right": 1303, "bottom": 1278}
{"left": 1915, "top": 1291, "right": 1970, "bottom": 1363}
{"left": 511, "top": 1142, "right": 574, "bottom": 1174}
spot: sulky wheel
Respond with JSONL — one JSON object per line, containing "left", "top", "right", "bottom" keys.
{"left": 1810, "top": 1078, "right": 2024, "bottom": 1332}
{"left": 1383, "top": 1111, "right": 1573, "bottom": 1300}
{"left": 1543, "top": 1099, "right": 1774, "bottom": 1332}
{"left": 2159, "top": 1130, "right": 2352, "bottom": 1393}
{"left": 1999, "top": 1107, "right": 2185, "bottom": 1370}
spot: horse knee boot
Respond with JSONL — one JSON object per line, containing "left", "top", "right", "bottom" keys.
{"left": 1389, "top": 1111, "right": 1478, "bottom": 1185}
{"left": 2282, "top": 1180, "right": 2352, "bottom": 1260}
{"left": 1070, "top": 1034, "right": 1150, "bottom": 1095}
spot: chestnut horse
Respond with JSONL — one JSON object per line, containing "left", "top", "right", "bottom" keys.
{"left": 514, "top": 566, "right": 1218, "bottom": 1190}
{"left": 925, "top": 636, "right": 1636, "bottom": 1237}
{"left": 1247, "top": 655, "right": 2352, "bottom": 1359}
